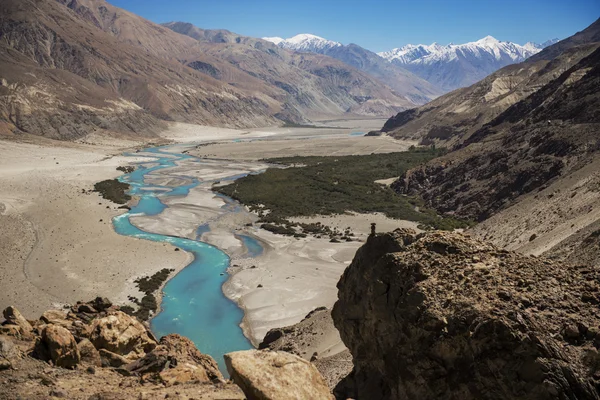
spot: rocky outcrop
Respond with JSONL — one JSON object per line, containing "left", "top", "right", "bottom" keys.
{"left": 126, "top": 334, "right": 223, "bottom": 386}
{"left": 333, "top": 229, "right": 600, "bottom": 399}
{"left": 1, "top": 306, "right": 33, "bottom": 338}
{"left": 225, "top": 350, "right": 333, "bottom": 400}
{"left": 259, "top": 307, "right": 352, "bottom": 390}
{"left": 0, "top": 300, "right": 335, "bottom": 399}
{"left": 89, "top": 311, "right": 156, "bottom": 359}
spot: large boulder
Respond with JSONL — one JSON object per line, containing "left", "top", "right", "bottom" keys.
{"left": 36, "top": 324, "right": 81, "bottom": 369}
{"left": 224, "top": 350, "right": 333, "bottom": 400}
{"left": 332, "top": 229, "right": 600, "bottom": 399}
{"left": 126, "top": 334, "right": 223, "bottom": 386}
{"left": 40, "top": 310, "right": 72, "bottom": 330}
{"left": 89, "top": 311, "right": 156, "bottom": 358}
{"left": 0, "top": 336, "right": 17, "bottom": 370}
{"left": 2, "top": 306, "right": 33, "bottom": 338}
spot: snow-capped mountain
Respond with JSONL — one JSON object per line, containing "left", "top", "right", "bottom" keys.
{"left": 263, "top": 34, "right": 443, "bottom": 105}
{"left": 263, "top": 34, "right": 342, "bottom": 53}
{"left": 379, "top": 36, "right": 560, "bottom": 92}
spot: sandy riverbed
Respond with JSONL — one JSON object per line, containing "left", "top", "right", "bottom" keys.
{"left": 1, "top": 121, "right": 417, "bottom": 353}
{"left": 0, "top": 136, "right": 189, "bottom": 318}
{"left": 134, "top": 121, "right": 421, "bottom": 346}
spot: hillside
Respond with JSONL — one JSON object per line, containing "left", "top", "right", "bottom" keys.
{"left": 386, "top": 19, "right": 600, "bottom": 262}
{"left": 0, "top": 0, "right": 279, "bottom": 139}
{"left": 0, "top": 0, "right": 417, "bottom": 140}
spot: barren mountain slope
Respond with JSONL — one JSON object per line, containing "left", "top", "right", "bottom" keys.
{"left": 381, "top": 19, "right": 600, "bottom": 147}
{"left": 53, "top": 3, "right": 416, "bottom": 122}
{"left": 394, "top": 45, "right": 600, "bottom": 221}
{"left": 0, "top": 0, "right": 279, "bottom": 139}
{"left": 163, "top": 21, "right": 421, "bottom": 119}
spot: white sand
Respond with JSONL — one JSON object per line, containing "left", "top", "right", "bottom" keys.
{"left": 0, "top": 138, "right": 189, "bottom": 318}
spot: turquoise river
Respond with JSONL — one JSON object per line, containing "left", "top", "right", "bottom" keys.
{"left": 112, "top": 145, "right": 257, "bottom": 373}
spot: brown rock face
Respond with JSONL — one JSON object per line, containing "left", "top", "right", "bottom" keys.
{"left": 37, "top": 325, "right": 81, "bottom": 369}
{"left": 2, "top": 306, "right": 33, "bottom": 338}
{"left": 225, "top": 350, "right": 333, "bottom": 400}
{"left": 77, "top": 339, "right": 102, "bottom": 367}
{"left": 126, "top": 334, "right": 223, "bottom": 386}
{"left": 89, "top": 311, "right": 156, "bottom": 358}
{"left": 332, "top": 229, "right": 600, "bottom": 399}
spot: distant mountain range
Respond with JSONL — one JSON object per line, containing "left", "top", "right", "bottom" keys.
{"left": 265, "top": 34, "right": 560, "bottom": 93}
{"left": 379, "top": 36, "right": 560, "bottom": 91}
{"left": 262, "top": 34, "right": 442, "bottom": 105}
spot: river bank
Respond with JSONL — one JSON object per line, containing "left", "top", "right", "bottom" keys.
{"left": 0, "top": 136, "right": 190, "bottom": 318}
{"left": 0, "top": 119, "right": 417, "bottom": 367}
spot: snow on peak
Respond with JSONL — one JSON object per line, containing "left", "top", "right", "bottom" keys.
{"left": 263, "top": 36, "right": 284, "bottom": 45}
{"left": 263, "top": 33, "right": 342, "bottom": 53}
{"left": 378, "top": 35, "right": 555, "bottom": 65}
{"left": 476, "top": 35, "right": 500, "bottom": 44}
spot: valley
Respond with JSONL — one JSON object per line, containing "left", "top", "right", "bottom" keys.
{"left": 0, "top": 119, "right": 426, "bottom": 377}
{"left": 1, "top": 0, "right": 599, "bottom": 398}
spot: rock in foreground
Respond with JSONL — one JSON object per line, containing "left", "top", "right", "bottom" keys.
{"left": 0, "top": 299, "right": 334, "bottom": 399}
{"left": 225, "top": 350, "right": 333, "bottom": 400}
{"left": 333, "top": 229, "right": 600, "bottom": 399}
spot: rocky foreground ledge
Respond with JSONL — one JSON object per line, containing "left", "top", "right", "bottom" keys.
{"left": 0, "top": 298, "right": 331, "bottom": 399}
{"left": 333, "top": 229, "right": 600, "bottom": 399}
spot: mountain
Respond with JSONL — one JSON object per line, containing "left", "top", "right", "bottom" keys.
{"left": 0, "top": 1, "right": 417, "bottom": 141}
{"left": 384, "top": 19, "right": 600, "bottom": 259}
{"left": 162, "top": 22, "right": 420, "bottom": 121}
{"left": 0, "top": 0, "right": 280, "bottom": 139}
{"left": 381, "top": 20, "right": 600, "bottom": 146}
{"left": 379, "top": 36, "right": 559, "bottom": 91}
{"left": 263, "top": 34, "right": 443, "bottom": 105}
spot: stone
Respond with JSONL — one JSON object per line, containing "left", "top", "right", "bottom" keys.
{"left": 2, "top": 306, "right": 33, "bottom": 336}
{"left": 37, "top": 325, "right": 81, "bottom": 369}
{"left": 40, "top": 310, "right": 72, "bottom": 330}
{"left": 224, "top": 350, "right": 333, "bottom": 400}
{"left": 77, "top": 339, "right": 102, "bottom": 367}
{"left": 89, "top": 311, "right": 156, "bottom": 358}
{"left": 99, "top": 349, "right": 130, "bottom": 368}
{"left": 126, "top": 334, "right": 223, "bottom": 386}
{"left": 90, "top": 297, "right": 112, "bottom": 311}
{"left": 0, "top": 324, "right": 22, "bottom": 338}
{"left": 77, "top": 304, "right": 97, "bottom": 314}
{"left": 0, "top": 359, "right": 10, "bottom": 370}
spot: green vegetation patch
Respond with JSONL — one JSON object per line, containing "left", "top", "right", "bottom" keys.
{"left": 125, "top": 268, "right": 175, "bottom": 321}
{"left": 93, "top": 179, "right": 131, "bottom": 204}
{"left": 117, "top": 166, "right": 135, "bottom": 173}
{"left": 216, "top": 148, "right": 470, "bottom": 230}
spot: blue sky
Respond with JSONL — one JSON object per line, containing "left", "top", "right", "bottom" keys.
{"left": 110, "top": 0, "right": 599, "bottom": 52}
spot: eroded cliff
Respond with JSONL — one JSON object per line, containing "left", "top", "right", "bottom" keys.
{"left": 333, "top": 229, "right": 600, "bottom": 399}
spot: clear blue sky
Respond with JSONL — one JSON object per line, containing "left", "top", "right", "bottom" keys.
{"left": 110, "top": 0, "right": 599, "bottom": 52}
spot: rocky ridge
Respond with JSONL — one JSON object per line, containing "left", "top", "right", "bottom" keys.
{"left": 0, "top": 298, "right": 333, "bottom": 400}
{"left": 391, "top": 36, "right": 600, "bottom": 224}
{"left": 332, "top": 229, "right": 600, "bottom": 399}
